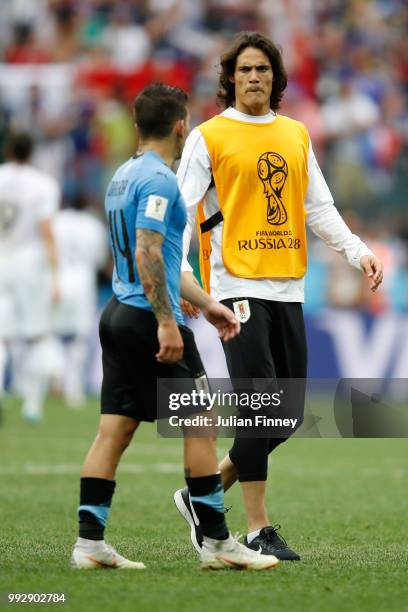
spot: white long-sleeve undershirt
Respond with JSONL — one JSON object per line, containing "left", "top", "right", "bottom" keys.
{"left": 177, "top": 107, "right": 373, "bottom": 303}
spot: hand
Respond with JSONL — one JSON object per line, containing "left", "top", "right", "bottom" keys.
{"left": 180, "top": 298, "right": 200, "bottom": 318}
{"left": 360, "top": 254, "right": 384, "bottom": 292}
{"left": 156, "top": 319, "right": 184, "bottom": 363}
{"left": 180, "top": 271, "right": 202, "bottom": 318}
{"left": 201, "top": 301, "right": 241, "bottom": 341}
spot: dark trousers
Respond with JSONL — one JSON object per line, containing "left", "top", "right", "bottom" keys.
{"left": 221, "top": 298, "right": 307, "bottom": 482}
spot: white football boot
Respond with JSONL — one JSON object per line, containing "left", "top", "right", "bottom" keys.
{"left": 200, "top": 534, "right": 279, "bottom": 570}
{"left": 71, "top": 539, "right": 145, "bottom": 570}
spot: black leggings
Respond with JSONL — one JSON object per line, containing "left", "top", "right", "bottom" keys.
{"left": 221, "top": 298, "right": 307, "bottom": 482}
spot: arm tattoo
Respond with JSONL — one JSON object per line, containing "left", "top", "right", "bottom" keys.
{"left": 136, "top": 229, "right": 173, "bottom": 321}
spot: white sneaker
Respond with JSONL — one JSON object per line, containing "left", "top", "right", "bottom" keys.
{"left": 200, "top": 535, "right": 279, "bottom": 570}
{"left": 71, "top": 539, "right": 145, "bottom": 570}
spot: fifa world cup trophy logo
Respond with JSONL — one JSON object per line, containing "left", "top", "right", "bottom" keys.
{"left": 257, "top": 152, "right": 288, "bottom": 225}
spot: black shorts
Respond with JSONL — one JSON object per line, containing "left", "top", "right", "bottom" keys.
{"left": 99, "top": 297, "right": 205, "bottom": 422}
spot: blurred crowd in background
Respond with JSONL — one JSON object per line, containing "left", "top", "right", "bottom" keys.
{"left": 0, "top": 0, "right": 407, "bottom": 315}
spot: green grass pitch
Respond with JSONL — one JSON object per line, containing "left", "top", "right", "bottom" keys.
{"left": 0, "top": 396, "right": 407, "bottom": 612}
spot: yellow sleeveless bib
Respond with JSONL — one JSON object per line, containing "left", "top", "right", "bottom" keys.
{"left": 197, "top": 115, "right": 309, "bottom": 291}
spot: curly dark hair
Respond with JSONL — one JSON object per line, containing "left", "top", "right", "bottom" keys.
{"left": 217, "top": 32, "right": 287, "bottom": 111}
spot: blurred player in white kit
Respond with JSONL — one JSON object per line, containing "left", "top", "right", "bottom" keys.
{"left": 52, "top": 196, "right": 109, "bottom": 407}
{"left": 0, "top": 132, "right": 60, "bottom": 423}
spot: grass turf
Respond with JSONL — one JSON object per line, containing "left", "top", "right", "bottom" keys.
{"left": 0, "top": 396, "right": 407, "bottom": 612}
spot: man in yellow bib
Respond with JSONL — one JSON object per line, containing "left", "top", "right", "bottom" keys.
{"left": 173, "top": 31, "right": 383, "bottom": 560}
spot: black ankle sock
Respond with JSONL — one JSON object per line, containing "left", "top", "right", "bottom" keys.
{"left": 78, "top": 477, "right": 116, "bottom": 540}
{"left": 186, "top": 473, "right": 229, "bottom": 540}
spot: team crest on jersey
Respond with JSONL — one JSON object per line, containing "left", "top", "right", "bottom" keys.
{"left": 145, "top": 195, "right": 168, "bottom": 221}
{"left": 257, "top": 152, "right": 288, "bottom": 226}
{"left": 233, "top": 299, "right": 251, "bottom": 323}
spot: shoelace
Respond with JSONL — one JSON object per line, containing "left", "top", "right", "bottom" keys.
{"left": 105, "top": 544, "right": 121, "bottom": 560}
{"left": 230, "top": 533, "right": 255, "bottom": 556}
{"left": 263, "top": 524, "right": 288, "bottom": 549}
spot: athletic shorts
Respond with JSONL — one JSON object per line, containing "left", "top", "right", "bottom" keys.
{"left": 53, "top": 270, "right": 96, "bottom": 336}
{"left": 0, "top": 252, "right": 52, "bottom": 339}
{"left": 99, "top": 297, "right": 206, "bottom": 422}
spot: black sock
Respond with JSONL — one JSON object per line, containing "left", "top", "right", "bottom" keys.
{"left": 186, "top": 473, "right": 229, "bottom": 540}
{"left": 78, "top": 477, "right": 116, "bottom": 540}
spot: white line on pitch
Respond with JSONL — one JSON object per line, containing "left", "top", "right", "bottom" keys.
{"left": 0, "top": 463, "right": 182, "bottom": 475}
{"left": 0, "top": 464, "right": 405, "bottom": 478}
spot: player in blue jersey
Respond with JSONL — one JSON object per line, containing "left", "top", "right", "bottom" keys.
{"left": 71, "top": 83, "right": 279, "bottom": 571}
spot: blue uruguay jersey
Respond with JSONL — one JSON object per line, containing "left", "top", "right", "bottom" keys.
{"left": 105, "top": 150, "right": 187, "bottom": 324}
